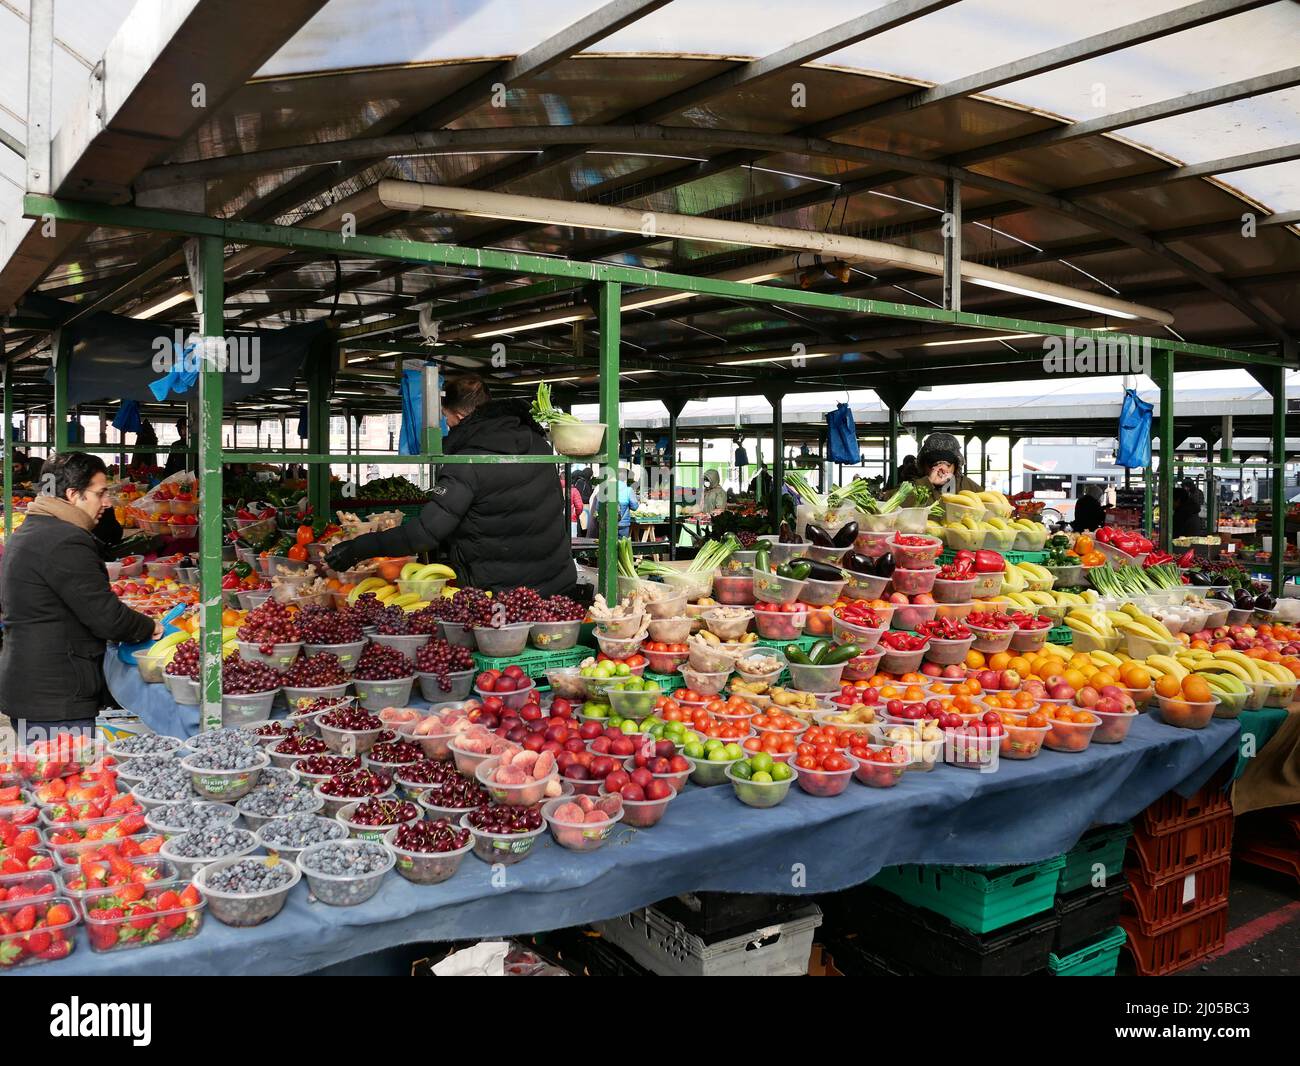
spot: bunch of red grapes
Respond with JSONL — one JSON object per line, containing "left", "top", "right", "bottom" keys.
{"left": 373, "top": 606, "right": 413, "bottom": 635}
{"left": 353, "top": 642, "right": 415, "bottom": 680}
{"left": 281, "top": 652, "right": 349, "bottom": 689}
{"left": 406, "top": 606, "right": 440, "bottom": 635}
{"left": 236, "top": 599, "right": 301, "bottom": 653}
{"left": 440, "top": 588, "right": 494, "bottom": 629}
{"left": 414, "top": 639, "right": 474, "bottom": 686}
{"left": 221, "top": 654, "right": 283, "bottom": 695}
{"left": 298, "top": 605, "right": 363, "bottom": 644}
{"left": 165, "top": 639, "right": 201, "bottom": 679}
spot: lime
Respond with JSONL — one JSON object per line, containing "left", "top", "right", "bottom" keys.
{"left": 684, "top": 742, "right": 705, "bottom": 759}
{"left": 703, "top": 738, "right": 723, "bottom": 752}
{"left": 584, "top": 705, "right": 608, "bottom": 719}
{"left": 749, "top": 752, "right": 775, "bottom": 774}
{"left": 723, "top": 743, "right": 744, "bottom": 759}
{"left": 770, "top": 762, "right": 793, "bottom": 782}
{"left": 615, "top": 663, "right": 631, "bottom": 676}
{"left": 620, "top": 720, "right": 641, "bottom": 734}
{"left": 731, "top": 760, "right": 752, "bottom": 780}
{"left": 751, "top": 770, "right": 773, "bottom": 783}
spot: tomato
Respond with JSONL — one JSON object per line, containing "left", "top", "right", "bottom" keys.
{"left": 287, "top": 544, "right": 308, "bottom": 562}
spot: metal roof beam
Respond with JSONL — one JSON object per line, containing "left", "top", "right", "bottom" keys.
{"left": 800, "top": 0, "right": 1276, "bottom": 135}
{"left": 0, "top": 0, "right": 331, "bottom": 310}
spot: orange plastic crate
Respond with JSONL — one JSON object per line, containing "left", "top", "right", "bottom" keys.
{"left": 1234, "top": 841, "right": 1300, "bottom": 885}
{"left": 1123, "top": 857, "right": 1231, "bottom": 936}
{"left": 1129, "top": 812, "right": 1233, "bottom": 887}
{"left": 1138, "top": 776, "right": 1232, "bottom": 837}
{"left": 1121, "top": 904, "right": 1228, "bottom": 976}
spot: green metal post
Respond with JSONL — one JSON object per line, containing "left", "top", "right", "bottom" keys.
{"left": 665, "top": 396, "right": 685, "bottom": 561}
{"left": 53, "top": 330, "right": 69, "bottom": 453}
{"left": 306, "top": 343, "right": 333, "bottom": 517}
{"left": 197, "top": 237, "right": 225, "bottom": 731}
{"left": 1152, "top": 350, "right": 1175, "bottom": 551}
{"left": 2, "top": 351, "right": 11, "bottom": 537}
{"left": 596, "top": 282, "right": 621, "bottom": 603}
{"left": 1268, "top": 364, "right": 1286, "bottom": 594}
{"left": 768, "top": 391, "right": 785, "bottom": 532}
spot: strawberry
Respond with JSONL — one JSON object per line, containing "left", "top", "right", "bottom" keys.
{"left": 128, "top": 903, "right": 155, "bottom": 930}
{"left": 118, "top": 883, "right": 145, "bottom": 903}
{"left": 0, "top": 787, "right": 20, "bottom": 803}
{"left": 87, "top": 924, "right": 118, "bottom": 952}
{"left": 37, "top": 937, "right": 70, "bottom": 960}
{"left": 93, "top": 905, "right": 125, "bottom": 921}
{"left": 0, "top": 913, "right": 12, "bottom": 935}
{"left": 11, "top": 905, "right": 35, "bottom": 932}
{"left": 45, "top": 903, "right": 73, "bottom": 926}
{"left": 178, "top": 884, "right": 200, "bottom": 908}
{"left": 155, "top": 889, "right": 181, "bottom": 911}
{"left": 23, "top": 930, "right": 51, "bottom": 954}
{"left": 115, "top": 813, "right": 146, "bottom": 836}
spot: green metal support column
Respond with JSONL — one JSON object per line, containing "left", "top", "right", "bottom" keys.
{"left": 767, "top": 390, "right": 785, "bottom": 532}
{"left": 1249, "top": 362, "right": 1290, "bottom": 594}
{"left": 52, "top": 330, "right": 69, "bottom": 453}
{"left": 306, "top": 343, "right": 334, "bottom": 516}
{"left": 196, "top": 236, "right": 225, "bottom": 731}
{"left": 2, "top": 349, "right": 11, "bottom": 537}
{"left": 1152, "top": 350, "right": 1175, "bottom": 551}
{"left": 596, "top": 282, "right": 620, "bottom": 603}
{"left": 665, "top": 395, "right": 685, "bottom": 561}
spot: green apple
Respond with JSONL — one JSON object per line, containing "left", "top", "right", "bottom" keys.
{"left": 620, "top": 719, "right": 641, "bottom": 734}
{"left": 703, "top": 738, "right": 723, "bottom": 752}
{"left": 584, "top": 705, "right": 608, "bottom": 720}
{"left": 615, "top": 662, "right": 631, "bottom": 676}
{"left": 770, "top": 762, "right": 792, "bottom": 782}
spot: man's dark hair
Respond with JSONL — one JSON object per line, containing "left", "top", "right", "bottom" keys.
{"left": 444, "top": 374, "right": 491, "bottom": 414}
{"left": 43, "top": 451, "right": 108, "bottom": 499}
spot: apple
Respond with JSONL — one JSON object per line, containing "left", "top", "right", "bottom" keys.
{"left": 1098, "top": 684, "right": 1125, "bottom": 701}
{"left": 912, "top": 593, "right": 935, "bottom": 605}
{"left": 605, "top": 769, "right": 631, "bottom": 792}
{"left": 1095, "top": 696, "right": 1124, "bottom": 715}
{"left": 503, "top": 664, "right": 526, "bottom": 681}
{"left": 589, "top": 756, "right": 616, "bottom": 779}
{"left": 578, "top": 721, "right": 602, "bottom": 740}
{"left": 669, "top": 754, "right": 690, "bottom": 773}
{"left": 645, "top": 779, "right": 674, "bottom": 801}
{"left": 977, "top": 670, "right": 998, "bottom": 690}
{"left": 620, "top": 783, "right": 646, "bottom": 801}
{"left": 519, "top": 702, "right": 541, "bottom": 720}
{"left": 941, "top": 665, "right": 965, "bottom": 679}
{"left": 565, "top": 764, "right": 590, "bottom": 781}
{"left": 495, "top": 675, "right": 518, "bottom": 693}
{"left": 482, "top": 696, "right": 504, "bottom": 714}
{"left": 564, "top": 736, "right": 585, "bottom": 753}
{"left": 888, "top": 592, "right": 910, "bottom": 605}
{"left": 1076, "top": 685, "right": 1101, "bottom": 707}
{"left": 921, "top": 662, "right": 943, "bottom": 677}
{"left": 630, "top": 767, "right": 653, "bottom": 790}
{"left": 610, "top": 736, "right": 636, "bottom": 757}
{"left": 1021, "top": 679, "right": 1046, "bottom": 697}
{"left": 860, "top": 687, "right": 880, "bottom": 704}
{"left": 541, "top": 740, "right": 563, "bottom": 755}
{"left": 1048, "top": 682, "right": 1076, "bottom": 700}
{"left": 654, "top": 740, "right": 676, "bottom": 759}
{"left": 998, "top": 669, "right": 1021, "bottom": 690}
{"left": 589, "top": 736, "right": 612, "bottom": 754}
{"left": 550, "top": 697, "right": 573, "bottom": 719}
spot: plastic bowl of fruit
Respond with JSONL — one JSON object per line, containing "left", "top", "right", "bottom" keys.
{"left": 296, "top": 838, "right": 393, "bottom": 906}
{"left": 472, "top": 678, "right": 536, "bottom": 710}
{"left": 605, "top": 684, "right": 663, "bottom": 718}
{"left": 1009, "top": 625, "right": 1050, "bottom": 653}
{"left": 891, "top": 534, "right": 944, "bottom": 568}
{"left": 841, "top": 647, "right": 885, "bottom": 681}
{"left": 712, "top": 571, "right": 758, "bottom": 606}
{"left": 194, "top": 854, "right": 300, "bottom": 928}
{"left": 967, "top": 623, "right": 1014, "bottom": 654}
{"left": 752, "top": 570, "right": 805, "bottom": 605}
{"left": 725, "top": 762, "right": 797, "bottom": 808}
{"left": 793, "top": 755, "right": 857, "bottom": 797}
{"left": 384, "top": 821, "right": 473, "bottom": 885}
{"left": 461, "top": 807, "right": 546, "bottom": 865}
{"left": 922, "top": 635, "right": 974, "bottom": 666}
{"left": 1152, "top": 693, "right": 1220, "bottom": 730}
{"left": 784, "top": 661, "right": 846, "bottom": 694}
{"left": 447, "top": 738, "right": 520, "bottom": 780}
{"left": 1043, "top": 710, "right": 1102, "bottom": 750}
{"left": 541, "top": 796, "right": 624, "bottom": 851}
{"left": 799, "top": 575, "right": 847, "bottom": 607}
{"left": 675, "top": 666, "right": 728, "bottom": 697}
{"left": 594, "top": 611, "right": 648, "bottom": 640}
{"left": 475, "top": 757, "right": 559, "bottom": 808}
{"left": 178, "top": 749, "right": 269, "bottom": 802}
{"left": 751, "top": 606, "right": 808, "bottom": 640}
{"left": 932, "top": 576, "right": 978, "bottom": 604}
{"left": 472, "top": 622, "right": 533, "bottom": 657}
{"left": 157, "top": 827, "right": 259, "bottom": 881}
{"left": 234, "top": 640, "right": 303, "bottom": 671}
{"left": 543, "top": 667, "right": 588, "bottom": 701}
{"left": 335, "top": 798, "right": 421, "bottom": 842}
{"left": 890, "top": 566, "right": 939, "bottom": 596}
{"left": 254, "top": 814, "right": 348, "bottom": 864}
{"left": 849, "top": 744, "right": 910, "bottom": 786}
{"left": 997, "top": 719, "right": 1050, "bottom": 760}
{"left": 416, "top": 667, "right": 476, "bottom": 704}
{"left": 1090, "top": 707, "right": 1139, "bottom": 743}
{"left": 105, "top": 734, "right": 185, "bottom": 764}
{"left": 878, "top": 645, "right": 926, "bottom": 675}
{"left": 352, "top": 677, "right": 416, "bottom": 713}
{"left": 316, "top": 714, "right": 386, "bottom": 756}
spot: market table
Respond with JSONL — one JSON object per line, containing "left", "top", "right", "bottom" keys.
{"left": 26, "top": 713, "right": 1235, "bottom": 976}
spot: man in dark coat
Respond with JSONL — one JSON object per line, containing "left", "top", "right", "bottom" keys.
{"left": 0, "top": 453, "right": 159, "bottom": 732}
{"left": 325, "top": 375, "right": 576, "bottom": 596}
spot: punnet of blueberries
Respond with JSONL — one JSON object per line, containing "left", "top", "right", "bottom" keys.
{"left": 150, "top": 801, "right": 235, "bottom": 832}
{"left": 113, "top": 734, "right": 182, "bottom": 755}
{"left": 186, "top": 742, "right": 265, "bottom": 771}
{"left": 188, "top": 727, "right": 261, "bottom": 750}
{"left": 251, "top": 767, "right": 300, "bottom": 791}
{"left": 259, "top": 814, "right": 346, "bottom": 849}
{"left": 206, "top": 858, "right": 295, "bottom": 894}
{"left": 301, "top": 840, "right": 390, "bottom": 877}
{"left": 124, "top": 754, "right": 181, "bottom": 780}
{"left": 238, "top": 787, "right": 320, "bottom": 817}
{"left": 168, "top": 827, "right": 256, "bottom": 859}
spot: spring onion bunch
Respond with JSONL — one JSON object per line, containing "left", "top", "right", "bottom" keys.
{"left": 782, "top": 471, "right": 825, "bottom": 512}
{"left": 616, "top": 537, "right": 639, "bottom": 579}
{"left": 530, "top": 382, "right": 581, "bottom": 426}
{"left": 1144, "top": 562, "right": 1185, "bottom": 591}
{"left": 1088, "top": 563, "right": 1157, "bottom": 598}
{"left": 637, "top": 535, "right": 742, "bottom": 578}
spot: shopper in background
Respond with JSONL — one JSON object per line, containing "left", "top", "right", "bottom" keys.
{"left": 747, "top": 462, "right": 773, "bottom": 501}
{"left": 1172, "top": 487, "right": 1205, "bottom": 539}
{"left": 695, "top": 468, "right": 728, "bottom": 513}
{"left": 0, "top": 453, "right": 159, "bottom": 732}
{"left": 569, "top": 467, "right": 593, "bottom": 534}
{"left": 585, "top": 466, "right": 639, "bottom": 539}
{"left": 1071, "top": 484, "right": 1107, "bottom": 533}
{"left": 324, "top": 375, "right": 575, "bottom": 596}
{"left": 163, "top": 417, "right": 190, "bottom": 477}
{"left": 910, "top": 433, "right": 980, "bottom": 497}
{"left": 894, "top": 453, "right": 919, "bottom": 487}
{"left": 132, "top": 421, "right": 159, "bottom": 470}
{"left": 564, "top": 471, "right": 585, "bottom": 537}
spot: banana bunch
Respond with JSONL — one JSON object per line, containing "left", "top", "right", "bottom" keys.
{"left": 926, "top": 520, "right": 946, "bottom": 539}
{"left": 150, "top": 630, "right": 188, "bottom": 666}
{"left": 1086, "top": 648, "right": 1127, "bottom": 671}
{"left": 1141, "top": 654, "right": 1188, "bottom": 681}
{"left": 983, "top": 515, "right": 1013, "bottom": 531}
{"left": 347, "top": 576, "right": 389, "bottom": 604}
{"left": 1186, "top": 649, "right": 1294, "bottom": 687}
{"left": 399, "top": 562, "right": 456, "bottom": 582}
{"left": 1065, "top": 610, "right": 1117, "bottom": 640}
{"left": 1016, "top": 561, "right": 1054, "bottom": 585}
{"left": 1113, "top": 603, "right": 1176, "bottom": 644}
{"left": 1002, "top": 562, "right": 1027, "bottom": 593}
{"left": 977, "top": 490, "right": 1014, "bottom": 516}
{"left": 943, "top": 490, "right": 987, "bottom": 512}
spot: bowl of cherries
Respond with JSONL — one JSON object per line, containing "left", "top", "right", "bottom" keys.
{"left": 335, "top": 796, "right": 421, "bottom": 843}
{"left": 350, "top": 644, "right": 416, "bottom": 711}
{"left": 314, "top": 768, "right": 395, "bottom": 818}
{"left": 316, "top": 707, "right": 386, "bottom": 756}
{"left": 461, "top": 803, "right": 546, "bottom": 865}
{"left": 385, "top": 819, "right": 473, "bottom": 884}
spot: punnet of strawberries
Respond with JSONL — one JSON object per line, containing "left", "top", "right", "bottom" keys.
{"left": 45, "top": 812, "right": 148, "bottom": 847}
{"left": 0, "top": 820, "right": 53, "bottom": 874}
{"left": 84, "top": 883, "right": 203, "bottom": 952}
{"left": 0, "top": 897, "right": 76, "bottom": 965}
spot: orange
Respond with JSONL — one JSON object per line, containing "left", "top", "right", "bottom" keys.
{"left": 1062, "top": 668, "right": 1088, "bottom": 691}
{"left": 1092, "top": 671, "right": 1117, "bottom": 688}
{"left": 1121, "top": 665, "right": 1151, "bottom": 689}
{"left": 965, "top": 650, "right": 985, "bottom": 670}
{"left": 1181, "top": 676, "right": 1212, "bottom": 703}
{"left": 1154, "top": 674, "right": 1181, "bottom": 698}
{"left": 221, "top": 608, "right": 242, "bottom": 627}
{"left": 989, "top": 652, "right": 1012, "bottom": 672}
{"left": 1008, "top": 656, "right": 1032, "bottom": 676}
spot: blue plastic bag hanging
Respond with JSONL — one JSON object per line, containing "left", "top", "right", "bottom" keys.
{"left": 398, "top": 368, "right": 424, "bottom": 455}
{"left": 1117, "top": 389, "right": 1153, "bottom": 468}
{"left": 112, "top": 400, "right": 142, "bottom": 434}
{"left": 296, "top": 404, "right": 309, "bottom": 439}
{"left": 826, "top": 403, "right": 861, "bottom": 464}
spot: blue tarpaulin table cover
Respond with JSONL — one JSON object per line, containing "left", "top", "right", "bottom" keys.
{"left": 46, "top": 654, "right": 1239, "bottom": 976}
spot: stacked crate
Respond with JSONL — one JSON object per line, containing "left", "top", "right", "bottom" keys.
{"left": 1234, "top": 807, "right": 1300, "bottom": 885}
{"left": 1120, "top": 778, "right": 1234, "bottom": 975}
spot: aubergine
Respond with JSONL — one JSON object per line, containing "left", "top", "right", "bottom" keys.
{"left": 832, "top": 521, "right": 859, "bottom": 548}
{"left": 1208, "top": 588, "right": 1233, "bottom": 603}
{"left": 839, "top": 550, "right": 876, "bottom": 576}
{"left": 1189, "top": 571, "right": 1212, "bottom": 586}
{"left": 1254, "top": 592, "right": 1277, "bottom": 611}
{"left": 806, "top": 523, "right": 837, "bottom": 548}
{"left": 873, "top": 554, "right": 896, "bottom": 578}
{"left": 789, "top": 557, "right": 847, "bottom": 582}
{"left": 1234, "top": 588, "right": 1255, "bottom": 609}
{"left": 778, "top": 521, "right": 800, "bottom": 544}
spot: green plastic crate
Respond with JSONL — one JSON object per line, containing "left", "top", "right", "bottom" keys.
{"left": 1049, "top": 926, "right": 1126, "bottom": 976}
{"left": 472, "top": 644, "right": 594, "bottom": 679}
{"left": 1048, "top": 626, "right": 1073, "bottom": 646}
{"left": 870, "top": 856, "right": 1066, "bottom": 934}
{"left": 1058, "top": 824, "right": 1132, "bottom": 894}
{"left": 756, "top": 634, "right": 819, "bottom": 652}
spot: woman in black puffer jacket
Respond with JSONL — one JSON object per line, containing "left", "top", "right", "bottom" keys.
{"left": 326, "top": 376, "right": 576, "bottom": 596}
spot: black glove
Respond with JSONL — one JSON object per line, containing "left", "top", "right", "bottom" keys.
{"left": 324, "top": 535, "right": 375, "bottom": 573}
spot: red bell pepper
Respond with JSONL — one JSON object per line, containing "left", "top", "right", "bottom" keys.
{"left": 973, "top": 550, "right": 1005, "bottom": 574}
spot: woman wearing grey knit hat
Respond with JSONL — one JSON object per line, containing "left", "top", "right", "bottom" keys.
{"left": 910, "top": 432, "right": 982, "bottom": 498}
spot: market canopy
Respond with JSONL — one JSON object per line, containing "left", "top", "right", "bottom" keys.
{"left": 1, "top": 0, "right": 1297, "bottom": 416}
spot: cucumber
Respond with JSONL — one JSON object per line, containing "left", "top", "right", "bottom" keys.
{"left": 784, "top": 645, "right": 813, "bottom": 665}
{"left": 821, "top": 642, "right": 862, "bottom": 666}
{"left": 806, "top": 639, "right": 831, "bottom": 665}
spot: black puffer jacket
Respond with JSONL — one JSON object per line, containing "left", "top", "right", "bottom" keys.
{"left": 0, "top": 513, "right": 156, "bottom": 721}
{"left": 366, "top": 400, "right": 576, "bottom": 596}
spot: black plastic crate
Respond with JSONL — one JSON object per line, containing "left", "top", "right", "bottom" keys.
{"left": 1053, "top": 876, "right": 1128, "bottom": 956}
{"left": 819, "top": 934, "right": 912, "bottom": 976}
{"left": 651, "top": 891, "right": 806, "bottom": 942}
{"left": 829, "top": 887, "right": 1056, "bottom": 977}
